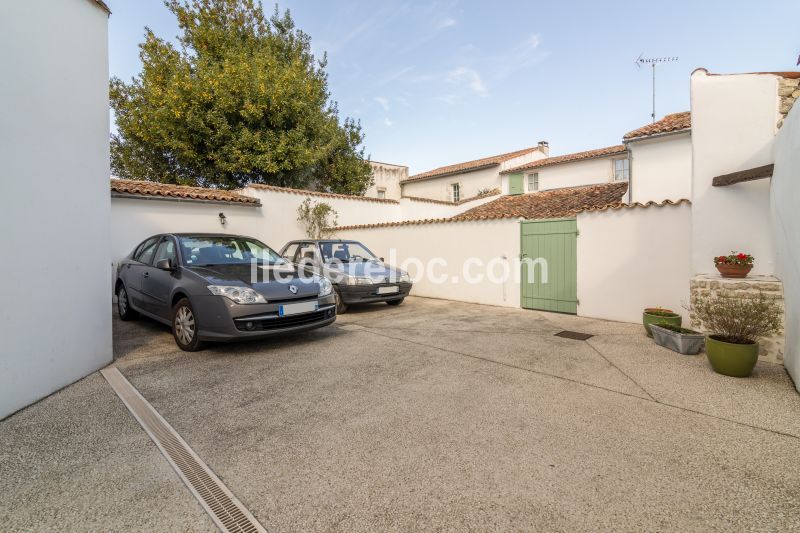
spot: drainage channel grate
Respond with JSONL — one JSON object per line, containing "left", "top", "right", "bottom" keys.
{"left": 554, "top": 330, "right": 594, "bottom": 341}
{"left": 101, "top": 367, "right": 267, "bottom": 533}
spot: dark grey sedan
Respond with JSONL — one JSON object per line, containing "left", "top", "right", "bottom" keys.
{"left": 279, "top": 239, "right": 412, "bottom": 313}
{"left": 115, "top": 233, "right": 336, "bottom": 351}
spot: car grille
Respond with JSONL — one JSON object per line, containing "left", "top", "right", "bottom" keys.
{"left": 235, "top": 306, "right": 335, "bottom": 332}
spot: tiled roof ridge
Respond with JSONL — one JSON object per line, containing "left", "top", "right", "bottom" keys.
{"left": 403, "top": 146, "right": 543, "bottom": 183}
{"left": 111, "top": 179, "right": 261, "bottom": 205}
{"left": 501, "top": 145, "right": 627, "bottom": 174}
{"left": 245, "top": 183, "right": 399, "bottom": 204}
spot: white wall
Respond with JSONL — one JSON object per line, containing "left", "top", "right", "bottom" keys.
{"left": 110, "top": 198, "right": 266, "bottom": 264}
{"left": 502, "top": 156, "right": 621, "bottom": 194}
{"left": 0, "top": 0, "right": 111, "bottom": 419}
{"left": 577, "top": 203, "right": 692, "bottom": 323}
{"left": 628, "top": 132, "right": 692, "bottom": 204}
{"left": 335, "top": 219, "right": 522, "bottom": 308}
{"left": 401, "top": 165, "right": 501, "bottom": 202}
{"left": 771, "top": 102, "right": 800, "bottom": 390}
{"left": 366, "top": 161, "right": 406, "bottom": 200}
{"left": 690, "top": 70, "right": 777, "bottom": 275}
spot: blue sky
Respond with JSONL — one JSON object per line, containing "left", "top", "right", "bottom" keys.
{"left": 108, "top": 0, "right": 800, "bottom": 175}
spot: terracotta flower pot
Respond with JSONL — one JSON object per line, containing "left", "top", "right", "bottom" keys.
{"left": 715, "top": 263, "right": 752, "bottom": 278}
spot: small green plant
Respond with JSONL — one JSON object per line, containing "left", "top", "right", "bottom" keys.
{"left": 644, "top": 309, "right": 678, "bottom": 317}
{"left": 476, "top": 187, "right": 497, "bottom": 196}
{"left": 655, "top": 324, "right": 700, "bottom": 335}
{"left": 692, "top": 291, "right": 781, "bottom": 344}
{"left": 297, "top": 198, "right": 339, "bottom": 239}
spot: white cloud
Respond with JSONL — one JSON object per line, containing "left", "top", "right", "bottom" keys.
{"left": 446, "top": 67, "right": 488, "bottom": 97}
{"left": 383, "top": 117, "right": 394, "bottom": 127}
{"left": 437, "top": 17, "right": 456, "bottom": 29}
{"left": 526, "top": 34, "right": 541, "bottom": 49}
{"left": 373, "top": 96, "right": 390, "bottom": 111}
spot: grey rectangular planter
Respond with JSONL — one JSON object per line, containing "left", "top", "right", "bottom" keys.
{"left": 650, "top": 324, "right": 705, "bottom": 355}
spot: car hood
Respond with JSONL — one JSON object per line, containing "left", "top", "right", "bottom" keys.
{"left": 323, "top": 260, "right": 403, "bottom": 281}
{"left": 187, "top": 263, "right": 321, "bottom": 300}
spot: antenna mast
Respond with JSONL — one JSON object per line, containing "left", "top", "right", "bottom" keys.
{"left": 635, "top": 55, "right": 678, "bottom": 123}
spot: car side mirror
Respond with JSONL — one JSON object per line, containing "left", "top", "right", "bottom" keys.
{"left": 156, "top": 258, "right": 174, "bottom": 271}
{"left": 379, "top": 257, "right": 385, "bottom": 262}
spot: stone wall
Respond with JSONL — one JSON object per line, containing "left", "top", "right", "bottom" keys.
{"left": 777, "top": 77, "right": 799, "bottom": 129}
{"left": 689, "top": 274, "right": 785, "bottom": 364}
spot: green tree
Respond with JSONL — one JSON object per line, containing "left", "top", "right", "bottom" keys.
{"left": 111, "top": 0, "right": 373, "bottom": 193}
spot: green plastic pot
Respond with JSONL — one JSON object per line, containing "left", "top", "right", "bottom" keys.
{"left": 642, "top": 311, "right": 682, "bottom": 337}
{"left": 705, "top": 335, "right": 759, "bottom": 377}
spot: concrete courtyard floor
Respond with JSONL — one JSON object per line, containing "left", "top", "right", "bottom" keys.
{"left": 2, "top": 296, "right": 800, "bottom": 531}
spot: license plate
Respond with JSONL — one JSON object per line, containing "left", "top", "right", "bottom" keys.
{"left": 279, "top": 301, "right": 318, "bottom": 316}
{"left": 377, "top": 286, "right": 399, "bottom": 295}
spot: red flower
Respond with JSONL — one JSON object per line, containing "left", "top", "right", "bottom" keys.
{"left": 737, "top": 253, "right": 747, "bottom": 260}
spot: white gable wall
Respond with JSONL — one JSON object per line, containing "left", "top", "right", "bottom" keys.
{"left": 628, "top": 132, "right": 692, "bottom": 203}
{"left": 401, "top": 165, "right": 501, "bottom": 202}
{"left": 690, "top": 70, "right": 778, "bottom": 275}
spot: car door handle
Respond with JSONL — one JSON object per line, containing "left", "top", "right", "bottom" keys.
{"left": 143, "top": 272, "right": 150, "bottom": 279}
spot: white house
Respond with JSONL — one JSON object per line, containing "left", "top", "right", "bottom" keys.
{"left": 366, "top": 161, "right": 407, "bottom": 200}
{"left": 0, "top": 0, "right": 112, "bottom": 419}
{"left": 400, "top": 143, "right": 550, "bottom": 202}
{"left": 498, "top": 112, "right": 692, "bottom": 204}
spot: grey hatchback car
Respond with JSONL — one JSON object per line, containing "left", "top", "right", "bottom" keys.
{"left": 115, "top": 233, "right": 336, "bottom": 351}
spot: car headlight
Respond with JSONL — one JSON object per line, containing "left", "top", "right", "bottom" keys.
{"left": 317, "top": 276, "right": 333, "bottom": 296}
{"left": 399, "top": 273, "right": 411, "bottom": 283}
{"left": 207, "top": 285, "right": 266, "bottom": 304}
{"left": 346, "top": 276, "right": 373, "bottom": 285}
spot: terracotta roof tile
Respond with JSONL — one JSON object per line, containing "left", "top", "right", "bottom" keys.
{"left": 502, "top": 145, "right": 627, "bottom": 174}
{"left": 623, "top": 112, "right": 691, "bottom": 140}
{"left": 111, "top": 179, "right": 261, "bottom": 205}
{"left": 336, "top": 182, "right": 629, "bottom": 230}
{"left": 245, "top": 183, "right": 399, "bottom": 204}
{"left": 452, "top": 182, "right": 628, "bottom": 221}
{"left": 581, "top": 198, "right": 691, "bottom": 213}
{"left": 91, "top": 0, "right": 111, "bottom": 14}
{"left": 401, "top": 188, "right": 501, "bottom": 206}
{"left": 403, "top": 146, "right": 543, "bottom": 183}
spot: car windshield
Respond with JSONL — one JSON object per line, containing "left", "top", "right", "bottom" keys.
{"left": 319, "top": 241, "right": 377, "bottom": 263}
{"left": 179, "top": 236, "right": 284, "bottom": 266}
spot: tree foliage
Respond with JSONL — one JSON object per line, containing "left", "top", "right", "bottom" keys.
{"left": 111, "top": 0, "right": 373, "bottom": 193}
{"left": 296, "top": 198, "right": 338, "bottom": 239}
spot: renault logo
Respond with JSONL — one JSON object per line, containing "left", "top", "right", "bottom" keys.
{"left": 289, "top": 285, "right": 298, "bottom": 294}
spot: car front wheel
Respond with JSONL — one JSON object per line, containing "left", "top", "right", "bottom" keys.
{"left": 172, "top": 298, "right": 203, "bottom": 352}
{"left": 335, "top": 289, "right": 348, "bottom": 314}
{"left": 117, "top": 284, "right": 138, "bottom": 321}
{"left": 386, "top": 298, "right": 404, "bottom": 306}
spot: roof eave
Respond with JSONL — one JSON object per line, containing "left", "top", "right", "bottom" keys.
{"left": 402, "top": 162, "right": 500, "bottom": 184}
{"left": 111, "top": 192, "right": 261, "bottom": 207}
{"left": 501, "top": 151, "right": 628, "bottom": 175}
{"left": 623, "top": 128, "right": 692, "bottom": 143}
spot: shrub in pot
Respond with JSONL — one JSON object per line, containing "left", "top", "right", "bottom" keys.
{"left": 691, "top": 292, "right": 781, "bottom": 377}
{"left": 649, "top": 324, "right": 705, "bottom": 355}
{"left": 714, "top": 251, "right": 754, "bottom": 278}
{"left": 642, "top": 308, "right": 682, "bottom": 337}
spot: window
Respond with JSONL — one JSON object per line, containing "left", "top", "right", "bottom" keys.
{"left": 134, "top": 237, "right": 160, "bottom": 264}
{"left": 178, "top": 236, "right": 283, "bottom": 266}
{"left": 296, "top": 242, "right": 319, "bottom": 266}
{"left": 528, "top": 172, "right": 539, "bottom": 192}
{"left": 282, "top": 243, "right": 299, "bottom": 261}
{"left": 614, "top": 158, "right": 630, "bottom": 181}
{"left": 451, "top": 183, "right": 460, "bottom": 202}
{"left": 318, "top": 240, "right": 377, "bottom": 263}
{"left": 377, "top": 187, "right": 386, "bottom": 199}
{"left": 153, "top": 238, "right": 177, "bottom": 265}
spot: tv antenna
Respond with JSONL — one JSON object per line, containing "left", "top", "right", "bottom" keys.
{"left": 635, "top": 54, "right": 678, "bottom": 123}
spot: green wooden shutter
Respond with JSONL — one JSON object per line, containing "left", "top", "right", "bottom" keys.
{"left": 508, "top": 173, "right": 524, "bottom": 195}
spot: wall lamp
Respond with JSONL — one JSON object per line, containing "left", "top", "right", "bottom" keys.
{"left": 218, "top": 212, "right": 227, "bottom": 226}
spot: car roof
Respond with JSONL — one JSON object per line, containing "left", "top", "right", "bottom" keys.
{"left": 171, "top": 233, "right": 257, "bottom": 239}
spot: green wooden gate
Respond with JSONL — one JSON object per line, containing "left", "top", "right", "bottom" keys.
{"left": 520, "top": 218, "right": 578, "bottom": 314}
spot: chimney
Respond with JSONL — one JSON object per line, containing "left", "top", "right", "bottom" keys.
{"left": 537, "top": 141, "right": 549, "bottom": 156}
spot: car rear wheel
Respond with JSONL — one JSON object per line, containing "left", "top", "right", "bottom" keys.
{"left": 172, "top": 298, "right": 203, "bottom": 352}
{"left": 116, "top": 284, "right": 138, "bottom": 321}
{"left": 334, "top": 289, "right": 348, "bottom": 314}
{"left": 386, "top": 298, "right": 404, "bottom": 306}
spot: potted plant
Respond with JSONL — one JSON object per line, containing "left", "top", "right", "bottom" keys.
{"left": 691, "top": 292, "right": 782, "bottom": 377}
{"left": 649, "top": 324, "right": 705, "bottom": 355}
{"left": 714, "top": 251, "right": 754, "bottom": 278}
{"left": 642, "top": 307, "right": 682, "bottom": 337}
